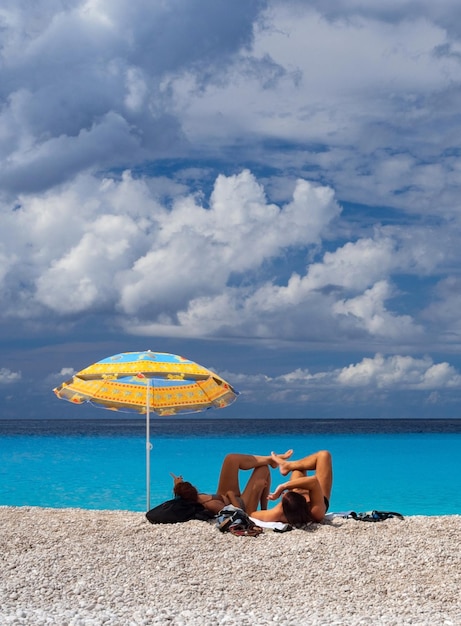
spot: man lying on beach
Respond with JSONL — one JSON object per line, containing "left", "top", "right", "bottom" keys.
{"left": 171, "top": 450, "right": 293, "bottom": 515}
{"left": 249, "top": 450, "right": 333, "bottom": 526}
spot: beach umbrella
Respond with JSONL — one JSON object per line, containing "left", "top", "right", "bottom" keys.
{"left": 53, "top": 350, "right": 239, "bottom": 510}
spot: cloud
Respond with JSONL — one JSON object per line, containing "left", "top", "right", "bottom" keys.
{"left": 140, "top": 225, "right": 434, "bottom": 343}
{"left": 296, "top": 1, "right": 461, "bottom": 37}
{"left": 172, "top": 3, "right": 461, "bottom": 216}
{"left": 48, "top": 367, "right": 77, "bottom": 383}
{"left": 333, "top": 281, "right": 423, "bottom": 339}
{"left": 2, "top": 0, "right": 461, "bottom": 220}
{"left": 1, "top": 163, "right": 460, "bottom": 351}
{"left": 422, "top": 276, "right": 461, "bottom": 332}
{"left": 118, "top": 171, "right": 341, "bottom": 316}
{"left": 0, "top": 112, "right": 146, "bottom": 194}
{"left": 0, "top": 368, "right": 22, "bottom": 384}
{"left": 337, "top": 354, "right": 461, "bottom": 389}
{"left": 235, "top": 353, "right": 461, "bottom": 398}
{"left": 1, "top": 169, "right": 344, "bottom": 329}
{"left": 0, "top": 0, "right": 266, "bottom": 194}
{"left": 217, "top": 353, "right": 461, "bottom": 416}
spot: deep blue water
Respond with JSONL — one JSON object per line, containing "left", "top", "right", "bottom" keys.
{"left": 1, "top": 419, "right": 460, "bottom": 516}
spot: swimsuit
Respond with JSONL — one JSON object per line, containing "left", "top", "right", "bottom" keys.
{"left": 201, "top": 493, "right": 246, "bottom": 511}
{"left": 210, "top": 493, "right": 225, "bottom": 502}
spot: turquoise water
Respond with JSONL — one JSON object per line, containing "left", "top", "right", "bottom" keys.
{"left": 1, "top": 421, "right": 460, "bottom": 515}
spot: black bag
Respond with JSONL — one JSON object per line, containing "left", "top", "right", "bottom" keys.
{"left": 146, "top": 497, "right": 214, "bottom": 524}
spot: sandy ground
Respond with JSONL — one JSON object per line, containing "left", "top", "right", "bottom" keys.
{"left": 1, "top": 507, "right": 460, "bottom": 625}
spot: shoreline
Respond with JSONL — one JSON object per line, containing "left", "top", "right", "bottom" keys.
{"left": 1, "top": 507, "right": 460, "bottom": 625}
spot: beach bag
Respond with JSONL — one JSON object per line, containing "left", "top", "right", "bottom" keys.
{"left": 348, "top": 510, "right": 404, "bottom": 522}
{"left": 146, "top": 497, "right": 214, "bottom": 524}
{"left": 215, "top": 505, "right": 263, "bottom": 537}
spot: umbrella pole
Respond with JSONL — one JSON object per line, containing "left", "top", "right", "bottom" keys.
{"left": 146, "top": 378, "right": 151, "bottom": 512}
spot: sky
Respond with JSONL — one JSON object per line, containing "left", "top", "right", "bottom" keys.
{"left": 1, "top": 0, "right": 461, "bottom": 420}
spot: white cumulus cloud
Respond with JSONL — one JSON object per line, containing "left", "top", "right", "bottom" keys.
{"left": 0, "top": 368, "right": 22, "bottom": 384}
{"left": 336, "top": 354, "right": 461, "bottom": 389}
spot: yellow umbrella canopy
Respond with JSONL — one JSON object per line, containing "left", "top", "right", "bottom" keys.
{"left": 53, "top": 350, "right": 239, "bottom": 510}
{"left": 53, "top": 350, "right": 238, "bottom": 415}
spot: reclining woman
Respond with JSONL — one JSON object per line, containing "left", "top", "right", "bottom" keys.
{"left": 171, "top": 450, "right": 293, "bottom": 515}
{"left": 250, "top": 449, "right": 333, "bottom": 526}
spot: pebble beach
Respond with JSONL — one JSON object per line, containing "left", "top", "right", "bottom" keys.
{"left": 1, "top": 507, "right": 460, "bottom": 625}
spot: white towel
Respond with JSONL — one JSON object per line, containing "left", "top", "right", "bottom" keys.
{"left": 249, "top": 516, "right": 291, "bottom": 532}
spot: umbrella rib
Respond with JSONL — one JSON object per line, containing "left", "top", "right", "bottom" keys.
{"left": 77, "top": 372, "right": 212, "bottom": 382}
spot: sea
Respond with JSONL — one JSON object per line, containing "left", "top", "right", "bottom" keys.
{"left": 1, "top": 418, "right": 460, "bottom": 516}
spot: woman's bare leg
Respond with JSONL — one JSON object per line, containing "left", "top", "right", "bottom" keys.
{"left": 259, "top": 474, "right": 270, "bottom": 509}
{"left": 314, "top": 450, "right": 333, "bottom": 500}
{"left": 216, "top": 450, "right": 293, "bottom": 495}
{"left": 241, "top": 466, "right": 271, "bottom": 513}
{"left": 272, "top": 450, "right": 333, "bottom": 500}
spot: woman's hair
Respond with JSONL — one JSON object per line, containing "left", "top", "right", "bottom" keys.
{"left": 282, "top": 491, "right": 312, "bottom": 527}
{"left": 173, "top": 481, "right": 199, "bottom": 501}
